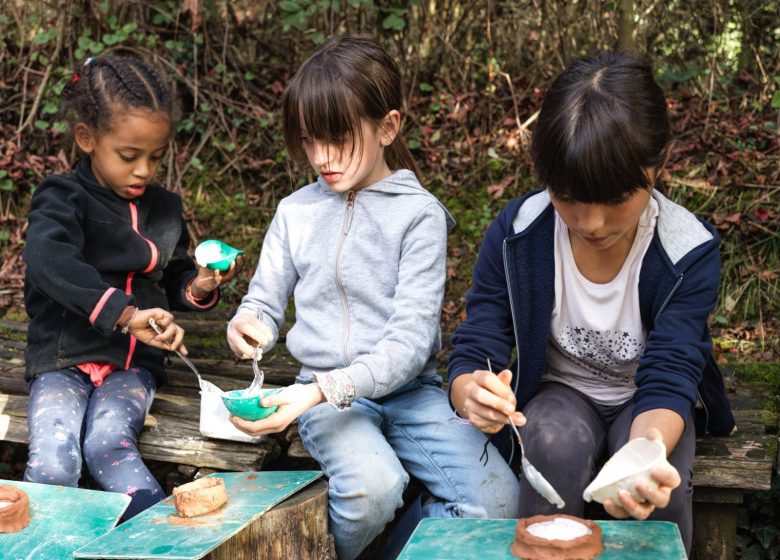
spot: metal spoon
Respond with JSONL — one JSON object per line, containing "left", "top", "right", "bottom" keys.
{"left": 148, "top": 317, "right": 205, "bottom": 388}
{"left": 487, "top": 358, "right": 565, "bottom": 509}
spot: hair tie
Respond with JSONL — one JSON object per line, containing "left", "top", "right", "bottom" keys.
{"left": 85, "top": 57, "right": 95, "bottom": 66}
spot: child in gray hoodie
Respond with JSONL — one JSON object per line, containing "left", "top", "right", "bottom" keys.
{"left": 226, "top": 35, "right": 520, "bottom": 559}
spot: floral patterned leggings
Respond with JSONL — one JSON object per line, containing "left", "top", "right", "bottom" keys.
{"left": 25, "top": 367, "right": 163, "bottom": 519}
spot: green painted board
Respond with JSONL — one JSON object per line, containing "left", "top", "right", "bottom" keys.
{"left": 74, "top": 470, "right": 323, "bottom": 560}
{"left": 0, "top": 480, "right": 130, "bottom": 560}
{"left": 398, "top": 518, "right": 686, "bottom": 560}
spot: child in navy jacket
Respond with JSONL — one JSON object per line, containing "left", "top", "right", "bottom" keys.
{"left": 448, "top": 52, "right": 734, "bottom": 555}
{"left": 23, "top": 55, "right": 235, "bottom": 519}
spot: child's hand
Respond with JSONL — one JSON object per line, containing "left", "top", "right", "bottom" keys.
{"left": 603, "top": 428, "right": 681, "bottom": 520}
{"left": 227, "top": 312, "right": 273, "bottom": 359}
{"left": 189, "top": 256, "right": 244, "bottom": 299}
{"left": 130, "top": 308, "right": 188, "bottom": 355}
{"left": 229, "top": 383, "right": 325, "bottom": 436}
{"left": 450, "top": 369, "right": 525, "bottom": 434}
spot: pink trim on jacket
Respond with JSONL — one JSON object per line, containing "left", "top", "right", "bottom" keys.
{"left": 89, "top": 287, "right": 117, "bottom": 326}
{"left": 123, "top": 201, "right": 160, "bottom": 371}
{"left": 129, "top": 202, "right": 159, "bottom": 273}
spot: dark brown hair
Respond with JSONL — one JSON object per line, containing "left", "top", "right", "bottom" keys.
{"left": 282, "top": 35, "right": 420, "bottom": 178}
{"left": 531, "top": 51, "right": 670, "bottom": 204}
{"left": 61, "top": 54, "right": 177, "bottom": 135}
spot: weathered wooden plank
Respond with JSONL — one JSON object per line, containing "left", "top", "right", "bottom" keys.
{"left": 0, "top": 414, "right": 27, "bottom": 443}
{"left": 0, "top": 393, "right": 27, "bottom": 416}
{"left": 1, "top": 409, "right": 281, "bottom": 472}
{"left": 0, "top": 320, "right": 27, "bottom": 333}
{"left": 0, "top": 317, "right": 289, "bottom": 344}
{"left": 0, "top": 337, "right": 25, "bottom": 350}
{"left": 1, "top": 392, "right": 281, "bottom": 472}
{"left": 0, "top": 372, "right": 28, "bottom": 395}
{"left": 165, "top": 361, "right": 300, "bottom": 389}
{"left": 138, "top": 431, "right": 280, "bottom": 472}
{"left": 692, "top": 456, "right": 774, "bottom": 490}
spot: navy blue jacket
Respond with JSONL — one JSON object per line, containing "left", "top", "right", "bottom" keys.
{"left": 23, "top": 158, "right": 218, "bottom": 385}
{"left": 449, "top": 190, "right": 735, "bottom": 459}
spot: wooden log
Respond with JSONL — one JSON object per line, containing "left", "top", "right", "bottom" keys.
{"left": 692, "top": 487, "right": 742, "bottom": 560}
{"left": 204, "top": 479, "right": 334, "bottom": 560}
{"left": 139, "top": 414, "right": 281, "bottom": 471}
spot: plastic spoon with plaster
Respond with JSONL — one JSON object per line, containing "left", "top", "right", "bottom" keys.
{"left": 487, "top": 358, "right": 565, "bottom": 509}
{"left": 246, "top": 310, "right": 265, "bottom": 396}
{"left": 148, "top": 317, "right": 205, "bottom": 388}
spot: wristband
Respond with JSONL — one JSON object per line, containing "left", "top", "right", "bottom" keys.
{"left": 118, "top": 306, "right": 139, "bottom": 334}
{"left": 187, "top": 280, "right": 212, "bottom": 302}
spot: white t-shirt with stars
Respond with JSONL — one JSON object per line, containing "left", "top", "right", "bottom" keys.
{"left": 543, "top": 197, "right": 659, "bottom": 406}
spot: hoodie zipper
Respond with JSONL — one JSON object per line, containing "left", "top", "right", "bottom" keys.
{"left": 502, "top": 239, "right": 522, "bottom": 466}
{"left": 125, "top": 201, "right": 159, "bottom": 369}
{"left": 335, "top": 191, "right": 356, "bottom": 366}
{"left": 654, "top": 274, "right": 683, "bottom": 323}
{"left": 654, "top": 273, "right": 713, "bottom": 429}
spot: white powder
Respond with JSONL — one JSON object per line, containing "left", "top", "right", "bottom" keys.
{"left": 195, "top": 243, "right": 224, "bottom": 266}
{"left": 527, "top": 518, "right": 592, "bottom": 541}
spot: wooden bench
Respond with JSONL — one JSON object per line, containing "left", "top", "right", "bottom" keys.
{"left": 0, "top": 314, "right": 332, "bottom": 559}
{"left": 1, "top": 315, "right": 776, "bottom": 560}
{"left": 691, "top": 387, "right": 777, "bottom": 560}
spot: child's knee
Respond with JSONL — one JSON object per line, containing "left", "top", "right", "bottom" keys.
{"left": 82, "top": 433, "right": 136, "bottom": 467}
{"left": 459, "top": 465, "right": 521, "bottom": 519}
{"left": 332, "top": 463, "right": 408, "bottom": 522}
{"left": 25, "top": 443, "right": 82, "bottom": 487}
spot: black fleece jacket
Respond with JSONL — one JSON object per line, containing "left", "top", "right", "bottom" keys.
{"left": 23, "top": 157, "right": 217, "bottom": 385}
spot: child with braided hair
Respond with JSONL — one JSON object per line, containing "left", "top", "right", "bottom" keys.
{"left": 23, "top": 54, "right": 236, "bottom": 518}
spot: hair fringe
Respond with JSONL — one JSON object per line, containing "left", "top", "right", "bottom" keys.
{"left": 283, "top": 35, "right": 421, "bottom": 182}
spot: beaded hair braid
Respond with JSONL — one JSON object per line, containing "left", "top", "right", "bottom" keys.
{"left": 61, "top": 55, "right": 177, "bottom": 134}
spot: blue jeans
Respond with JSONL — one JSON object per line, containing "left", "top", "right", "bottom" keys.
{"left": 297, "top": 376, "right": 521, "bottom": 560}
{"left": 25, "top": 367, "right": 164, "bottom": 519}
{"left": 517, "top": 382, "right": 695, "bottom": 556}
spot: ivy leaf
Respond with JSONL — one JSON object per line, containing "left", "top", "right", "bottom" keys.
{"left": 771, "top": 90, "right": 780, "bottom": 109}
{"left": 753, "top": 525, "right": 780, "bottom": 549}
{"left": 382, "top": 14, "right": 405, "bottom": 30}
{"left": 280, "top": 0, "right": 301, "bottom": 12}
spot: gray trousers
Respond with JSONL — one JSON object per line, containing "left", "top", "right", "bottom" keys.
{"left": 516, "top": 381, "right": 695, "bottom": 556}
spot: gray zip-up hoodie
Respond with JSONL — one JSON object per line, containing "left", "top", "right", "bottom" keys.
{"left": 232, "top": 169, "right": 455, "bottom": 407}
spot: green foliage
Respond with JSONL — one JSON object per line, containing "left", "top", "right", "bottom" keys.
{"left": 0, "top": 0, "right": 778, "bottom": 330}
{"left": 772, "top": 77, "right": 780, "bottom": 109}
{"left": 739, "top": 478, "right": 780, "bottom": 560}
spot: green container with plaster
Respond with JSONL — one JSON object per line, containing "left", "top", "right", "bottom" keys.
{"left": 221, "top": 387, "right": 282, "bottom": 421}
{"left": 194, "top": 239, "right": 245, "bottom": 271}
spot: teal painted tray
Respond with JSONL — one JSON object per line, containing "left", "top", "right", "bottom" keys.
{"left": 398, "top": 518, "right": 686, "bottom": 559}
{"left": 0, "top": 480, "right": 130, "bottom": 560}
{"left": 73, "top": 470, "right": 323, "bottom": 560}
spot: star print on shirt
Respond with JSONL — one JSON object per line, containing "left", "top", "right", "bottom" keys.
{"left": 552, "top": 326, "right": 644, "bottom": 383}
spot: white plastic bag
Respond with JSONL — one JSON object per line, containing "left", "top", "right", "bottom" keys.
{"left": 198, "top": 379, "right": 265, "bottom": 443}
